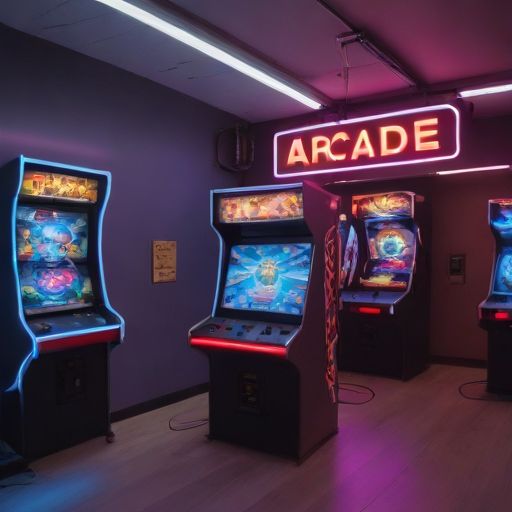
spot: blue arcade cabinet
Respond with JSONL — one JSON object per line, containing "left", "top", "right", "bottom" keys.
{"left": 0, "top": 156, "right": 125, "bottom": 459}
{"left": 479, "top": 199, "right": 512, "bottom": 393}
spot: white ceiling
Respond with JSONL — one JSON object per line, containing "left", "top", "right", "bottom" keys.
{"left": 0, "top": 0, "right": 511, "bottom": 122}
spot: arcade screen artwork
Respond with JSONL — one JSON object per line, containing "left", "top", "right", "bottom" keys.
{"left": 355, "top": 192, "right": 413, "bottom": 219}
{"left": 360, "top": 221, "right": 416, "bottom": 289}
{"left": 493, "top": 248, "right": 512, "bottom": 294}
{"left": 16, "top": 206, "right": 94, "bottom": 314}
{"left": 490, "top": 201, "right": 512, "bottom": 240}
{"left": 218, "top": 190, "right": 303, "bottom": 223}
{"left": 16, "top": 206, "right": 88, "bottom": 262}
{"left": 221, "top": 243, "right": 312, "bottom": 316}
{"left": 21, "top": 171, "right": 98, "bottom": 203}
{"left": 18, "top": 261, "right": 94, "bottom": 315}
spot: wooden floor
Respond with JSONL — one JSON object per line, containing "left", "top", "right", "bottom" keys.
{"left": 2, "top": 364, "right": 512, "bottom": 512}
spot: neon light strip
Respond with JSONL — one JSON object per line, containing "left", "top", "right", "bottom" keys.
{"left": 459, "top": 83, "right": 512, "bottom": 98}
{"left": 94, "top": 0, "right": 323, "bottom": 110}
{"left": 212, "top": 182, "right": 303, "bottom": 194}
{"left": 436, "top": 165, "right": 510, "bottom": 176}
{"left": 37, "top": 325, "right": 120, "bottom": 343}
{"left": 8, "top": 155, "right": 38, "bottom": 392}
{"left": 273, "top": 104, "right": 460, "bottom": 178}
{"left": 190, "top": 337, "right": 287, "bottom": 357}
{"left": 357, "top": 306, "right": 382, "bottom": 315}
{"left": 210, "top": 189, "right": 224, "bottom": 316}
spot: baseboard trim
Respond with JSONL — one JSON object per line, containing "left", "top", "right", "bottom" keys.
{"left": 111, "top": 382, "right": 209, "bottom": 423}
{"left": 430, "top": 355, "right": 486, "bottom": 369}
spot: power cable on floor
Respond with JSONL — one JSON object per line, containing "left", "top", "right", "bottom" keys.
{"left": 458, "top": 380, "right": 512, "bottom": 402}
{"left": 168, "top": 413, "right": 208, "bottom": 431}
{"left": 337, "top": 382, "right": 375, "bottom": 405}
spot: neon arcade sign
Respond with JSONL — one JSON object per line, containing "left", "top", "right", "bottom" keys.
{"left": 273, "top": 104, "right": 460, "bottom": 178}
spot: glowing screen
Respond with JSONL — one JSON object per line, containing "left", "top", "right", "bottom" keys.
{"left": 16, "top": 206, "right": 88, "bottom": 262}
{"left": 21, "top": 171, "right": 98, "bottom": 203}
{"left": 360, "top": 221, "right": 415, "bottom": 289}
{"left": 16, "top": 206, "right": 93, "bottom": 314}
{"left": 221, "top": 243, "right": 312, "bottom": 315}
{"left": 493, "top": 248, "right": 512, "bottom": 294}
{"left": 19, "top": 261, "right": 94, "bottom": 315}
{"left": 354, "top": 192, "right": 413, "bottom": 219}
{"left": 490, "top": 201, "right": 512, "bottom": 240}
{"left": 218, "top": 190, "right": 303, "bottom": 223}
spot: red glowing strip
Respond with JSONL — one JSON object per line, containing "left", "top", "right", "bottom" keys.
{"left": 189, "top": 337, "right": 287, "bottom": 357}
{"left": 38, "top": 328, "right": 120, "bottom": 353}
{"left": 494, "top": 311, "right": 510, "bottom": 320}
{"left": 357, "top": 306, "right": 382, "bottom": 315}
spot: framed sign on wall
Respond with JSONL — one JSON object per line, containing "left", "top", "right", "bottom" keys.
{"left": 152, "top": 240, "right": 177, "bottom": 283}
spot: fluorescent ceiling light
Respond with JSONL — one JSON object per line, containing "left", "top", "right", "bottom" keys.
{"left": 459, "top": 83, "right": 512, "bottom": 98}
{"left": 436, "top": 165, "right": 510, "bottom": 176}
{"left": 95, "top": 0, "right": 324, "bottom": 110}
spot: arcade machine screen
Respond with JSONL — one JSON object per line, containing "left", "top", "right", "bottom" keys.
{"left": 221, "top": 243, "right": 312, "bottom": 316}
{"left": 490, "top": 202, "right": 512, "bottom": 295}
{"left": 16, "top": 206, "right": 94, "bottom": 315}
{"left": 360, "top": 221, "right": 415, "bottom": 290}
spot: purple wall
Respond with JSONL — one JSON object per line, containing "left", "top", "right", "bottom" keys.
{"left": 0, "top": 25, "right": 241, "bottom": 411}
{"left": 245, "top": 103, "right": 512, "bottom": 362}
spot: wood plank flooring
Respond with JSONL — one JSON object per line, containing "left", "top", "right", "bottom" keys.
{"left": 2, "top": 364, "right": 511, "bottom": 512}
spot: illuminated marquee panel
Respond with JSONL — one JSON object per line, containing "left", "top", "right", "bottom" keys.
{"left": 21, "top": 170, "right": 98, "bottom": 203}
{"left": 353, "top": 191, "right": 414, "bottom": 219}
{"left": 218, "top": 189, "right": 303, "bottom": 223}
{"left": 274, "top": 104, "right": 460, "bottom": 178}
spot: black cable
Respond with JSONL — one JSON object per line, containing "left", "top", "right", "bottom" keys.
{"left": 168, "top": 414, "right": 208, "bottom": 431}
{"left": 337, "top": 382, "right": 375, "bottom": 405}
{"left": 458, "top": 380, "right": 512, "bottom": 402}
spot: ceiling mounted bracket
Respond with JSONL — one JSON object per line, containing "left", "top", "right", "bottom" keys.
{"left": 318, "top": 0, "right": 422, "bottom": 89}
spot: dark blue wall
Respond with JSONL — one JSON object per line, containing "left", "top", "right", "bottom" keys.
{"left": 0, "top": 25, "right": 241, "bottom": 411}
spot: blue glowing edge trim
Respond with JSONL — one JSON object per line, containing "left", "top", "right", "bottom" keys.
{"left": 212, "top": 182, "right": 303, "bottom": 194}
{"left": 37, "top": 325, "right": 120, "bottom": 343}
{"left": 211, "top": 188, "right": 224, "bottom": 315}
{"left": 7, "top": 155, "right": 125, "bottom": 392}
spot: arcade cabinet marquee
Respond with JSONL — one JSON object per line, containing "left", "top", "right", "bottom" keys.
{"left": 189, "top": 182, "right": 341, "bottom": 460}
{"left": 0, "top": 156, "right": 125, "bottom": 459}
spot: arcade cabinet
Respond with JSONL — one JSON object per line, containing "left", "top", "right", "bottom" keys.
{"left": 339, "top": 191, "right": 429, "bottom": 380}
{"left": 479, "top": 199, "right": 512, "bottom": 394}
{"left": 189, "top": 182, "right": 340, "bottom": 460}
{"left": 0, "top": 156, "right": 125, "bottom": 459}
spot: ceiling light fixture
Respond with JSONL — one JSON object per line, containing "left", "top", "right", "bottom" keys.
{"left": 95, "top": 0, "right": 326, "bottom": 110}
{"left": 436, "top": 165, "right": 510, "bottom": 176}
{"left": 458, "top": 83, "right": 512, "bottom": 98}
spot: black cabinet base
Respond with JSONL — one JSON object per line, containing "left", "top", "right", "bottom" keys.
{"left": 487, "top": 330, "right": 512, "bottom": 395}
{"left": 339, "top": 308, "right": 429, "bottom": 381}
{"left": 1, "top": 344, "right": 110, "bottom": 460}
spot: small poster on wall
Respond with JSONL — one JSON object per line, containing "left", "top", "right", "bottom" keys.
{"left": 152, "top": 241, "right": 176, "bottom": 283}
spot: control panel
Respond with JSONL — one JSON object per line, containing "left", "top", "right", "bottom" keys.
{"left": 191, "top": 317, "right": 299, "bottom": 347}
{"left": 342, "top": 289, "right": 405, "bottom": 306}
{"left": 28, "top": 312, "right": 109, "bottom": 338}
